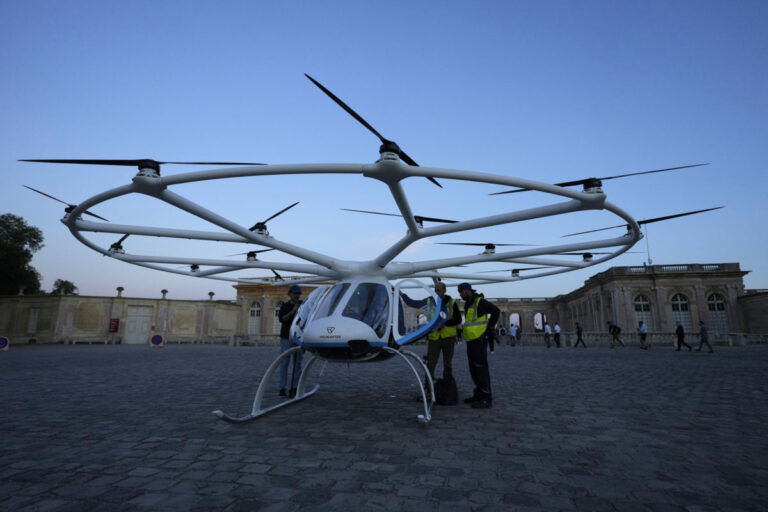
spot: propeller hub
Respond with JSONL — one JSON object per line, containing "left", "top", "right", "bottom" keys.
{"left": 137, "top": 159, "right": 161, "bottom": 176}
{"left": 582, "top": 178, "right": 603, "bottom": 192}
{"left": 379, "top": 140, "right": 401, "bottom": 155}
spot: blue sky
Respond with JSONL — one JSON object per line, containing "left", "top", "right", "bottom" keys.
{"left": 1, "top": 0, "right": 766, "bottom": 300}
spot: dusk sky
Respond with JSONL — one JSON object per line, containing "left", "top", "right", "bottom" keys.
{"left": 1, "top": 1, "right": 766, "bottom": 300}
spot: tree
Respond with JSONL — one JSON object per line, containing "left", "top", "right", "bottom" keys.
{"left": 0, "top": 213, "right": 44, "bottom": 295}
{"left": 51, "top": 279, "right": 78, "bottom": 295}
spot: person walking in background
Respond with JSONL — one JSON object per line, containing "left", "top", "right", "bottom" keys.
{"left": 638, "top": 321, "right": 648, "bottom": 350}
{"left": 508, "top": 323, "right": 517, "bottom": 347}
{"left": 676, "top": 322, "right": 692, "bottom": 351}
{"left": 608, "top": 321, "right": 625, "bottom": 348}
{"left": 554, "top": 322, "right": 561, "bottom": 348}
{"left": 574, "top": 322, "right": 586, "bottom": 348}
{"left": 697, "top": 320, "right": 714, "bottom": 353}
{"left": 544, "top": 321, "right": 552, "bottom": 348}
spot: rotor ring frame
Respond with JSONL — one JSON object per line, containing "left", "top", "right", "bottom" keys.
{"left": 62, "top": 159, "right": 641, "bottom": 286}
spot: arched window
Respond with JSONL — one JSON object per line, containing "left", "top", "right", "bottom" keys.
{"left": 533, "top": 312, "right": 546, "bottom": 332}
{"left": 707, "top": 293, "right": 728, "bottom": 333}
{"left": 671, "top": 294, "right": 692, "bottom": 331}
{"left": 509, "top": 312, "right": 520, "bottom": 333}
{"left": 634, "top": 295, "right": 653, "bottom": 330}
{"left": 248, "top": 302, "right": 261, "bottom": 335}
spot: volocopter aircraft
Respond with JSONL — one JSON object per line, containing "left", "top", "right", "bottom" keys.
{"left": 21, "top": 74, "right": 722, "bottom": 425}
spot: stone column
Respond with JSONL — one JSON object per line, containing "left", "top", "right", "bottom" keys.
{"left": 653, "top": 285, "right": 667, "bottom": 331}
{"left": 694, "top": 284, "right": 707, "bottom": 326}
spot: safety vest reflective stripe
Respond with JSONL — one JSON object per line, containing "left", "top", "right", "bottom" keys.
{"left": 463, "top": 297, "right": 488, "bottom": 341}
{"left": 428, "top": 297, "right": 457, "bottom": 340}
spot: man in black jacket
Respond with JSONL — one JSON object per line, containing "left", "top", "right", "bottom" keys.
{"left": 676, "top": 322, "right": 692, "bottom": 351}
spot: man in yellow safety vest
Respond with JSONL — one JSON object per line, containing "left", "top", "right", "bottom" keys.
{"left": 400, "top": 281, "right": 462, "bottom": 382}
{"left": 424, "top": 281, "right": 462, "bottom": 380}
{"left": 457, "top": 282, "right": 500, "bottom": 409}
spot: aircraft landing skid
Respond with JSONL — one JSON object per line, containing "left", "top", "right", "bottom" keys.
{"left": 213, "top": 347, "right": 320, "bottom": 423}
{"left": 213, "top": 346, "right": 435, "bottom": 425}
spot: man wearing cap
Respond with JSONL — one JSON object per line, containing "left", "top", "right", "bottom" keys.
{"left": 401, "top": 281, "right": 462, "bottom": 384}
{"left": 278, "top": 284, "right": 304, "bottom": 397}
{"left": 457, "top": 282, "right": 500, "bottom": 409}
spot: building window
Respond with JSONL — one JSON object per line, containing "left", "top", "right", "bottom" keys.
{"left": 248, "top": 302, "right": 261, "bottom": 335}
{"left": 671, "top": 293, "right": 693, "bottom": 331}
{"left": 634, "top": 295, "right": 653, "bottom": 330}
{"left": 707, "top": 293, "right": 728, "bottom": 333}
{"left": 509, "top": 312, "right": 520, "bottom": 332}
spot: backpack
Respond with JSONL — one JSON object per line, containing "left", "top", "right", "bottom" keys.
{"left": 434, "top": 375, "right": 458, "bottom": 406}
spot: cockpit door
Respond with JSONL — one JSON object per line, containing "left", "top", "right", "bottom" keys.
{"left": 391, "top": 279, "right": 446, "bottom": 346}
{"left": 290, "top": 285, "right": 331, "bottom": 344}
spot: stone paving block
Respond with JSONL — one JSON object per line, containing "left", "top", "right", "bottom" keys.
{"left": 2, "top": 344, "right": 767, "bottom": 510}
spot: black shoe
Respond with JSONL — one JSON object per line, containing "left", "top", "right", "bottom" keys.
{"left": 471, "top": 400, "right": 492, "bottom": 409}
{"left": 463, "top": 396, "right": 477, "bottom": 404}
{"left": 279, "top": 388, "right": 287, "bottom": 397}
{"left": 289, "top": 388, "right": 297, "bottom": 398}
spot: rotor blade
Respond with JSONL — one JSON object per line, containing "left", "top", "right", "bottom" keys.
{"left": 262, "top": 202, "right": 299, "bottom": 224}
{"left": 226, "top": 249, "right": 275, "bottom": 257}
{"left": 341, "top": 208, "right": 456, "bottom": 224}
{"left": 591, "top": 163, "right": 709, "bottom": 183}
{"left": 24, "top": 185, "right": 109, "bottom": 221}
{"left": 556, "top": 252, "right": 614, "bottom": 256}
{"left": 20, "top": 159, "right": 266, "bottom": 166}
{"left": 562, "top": 206, "right": 724, "bottom": 237}
{"left": 24, "top": 185, "right": 70, "bottom": 206}
{"left": 304, "top": 74, "right": 387, "bottom": 144}
{"left": 81, "top": 210, "right": 110, "bottom": 222}
{"left": 341, "top": 208, "right": 400, "bottom": 218}
{"left": 435, "top": 242, "right": 536, "bottom": 247}
{"left": 304, "top": 74, "right": 442, "bottom": 187}
{"left": 490, "top": 163, "right": 709, "bottom": 196}
{"left": 479, "top": 266, "right": 550, "bottom": 273}
{"left": 271, "top": 269, "right": 284, "bottom": 281}
{"left": 414, "top": 215, "right": 456, "bottom": 224}
{"left": 638, "top": 206, "right": 724, "bottom": 225}
{"left": 116, "top": 234, "right": 130, "bottom": 244}
{"left": 555, "top": 251, "right": 641, "bottom": 255}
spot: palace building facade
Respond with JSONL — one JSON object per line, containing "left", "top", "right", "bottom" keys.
{"left": 1, "top": 263, "right": 765, "bottom": 345}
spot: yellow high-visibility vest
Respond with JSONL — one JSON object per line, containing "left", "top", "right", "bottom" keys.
{"left": 463, "top": 296, "right": 488, "bottom": 341}
{"left": 427, "top": 297, "right": 457, "bottom": 340}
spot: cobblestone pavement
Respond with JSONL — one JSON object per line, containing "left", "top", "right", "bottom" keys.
{"left": 1, "top": 343, "right": 767, "bottom": 511}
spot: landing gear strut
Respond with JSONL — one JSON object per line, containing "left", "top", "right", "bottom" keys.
{"left": 213, "top": 346, "right": 435, "bottom": 424}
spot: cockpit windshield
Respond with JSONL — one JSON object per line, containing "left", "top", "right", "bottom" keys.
{"left": 342, "top": 283, "right": 390, "bottom": 338}
{"left": 312, "top": 283, "right": 350, "bottom": 320}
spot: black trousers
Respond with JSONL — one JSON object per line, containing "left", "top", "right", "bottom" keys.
{"left": 466, "top": 334, "right": 492, "bottom": 401}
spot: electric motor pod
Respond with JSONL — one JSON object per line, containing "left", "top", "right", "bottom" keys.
{"left": 0, "top": 336, "right": 8, "bottom": 351}
{"left": 150, "top": 334, "right": 164, "bottom": 348}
